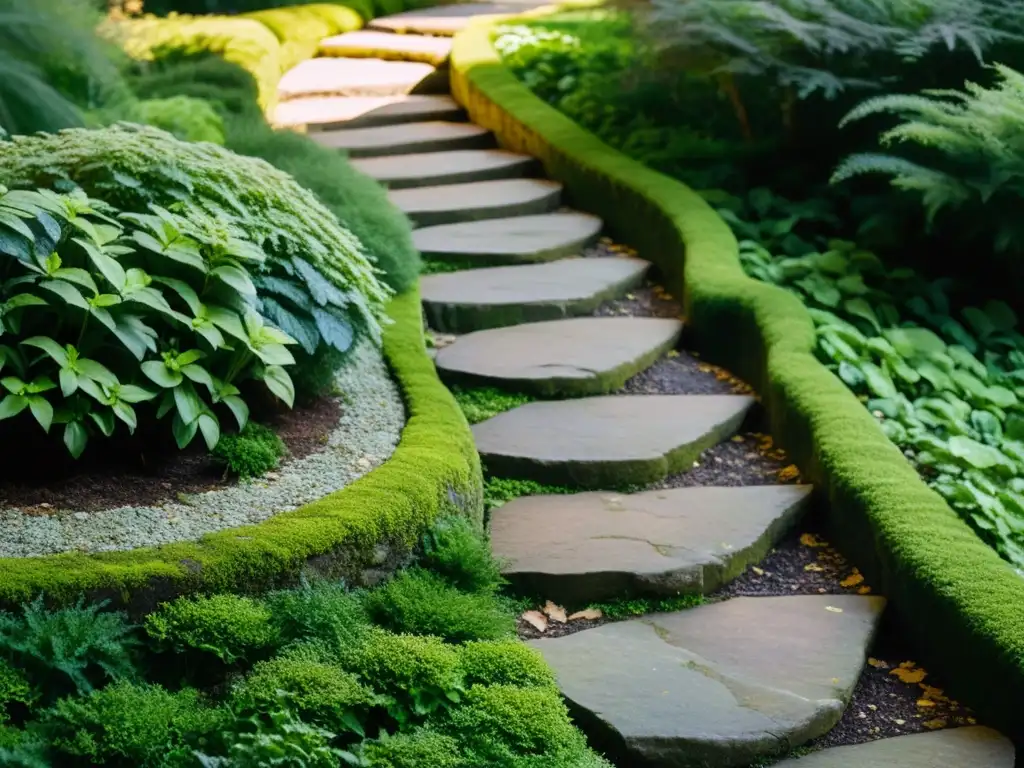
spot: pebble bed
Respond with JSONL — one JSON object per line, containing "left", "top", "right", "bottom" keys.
{"left": 0, "top": 342, "right": 405, "bottom": 557}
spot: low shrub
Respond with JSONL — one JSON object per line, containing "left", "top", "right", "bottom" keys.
{"left": 458, "top": 640, "right": 555, "bottom": 690}
{"left": 212, "top": 421, "right": 287, "bottom": 478}
{"left": 125, "top": 52, "right": 264, "bottom": 121}
{"left": 144, "top": 594, "right": 278, "bottom": 665}
{"left": 0, "top": 597, "right": 137, "bottom": 704}
{"left": 0, "top": 661, "right": 34, "bottom": 724}
{"left": 361, "top": 728, "right": 464, "bottom": 768}
{"left": 421, "top": 516, "right": 504, "bottom": 595}
{"left": 363, "top": 569, "right": 515, "bottom": 643}
{"left": 133, "top": 97, "right": 226, "bottom": 144}
{"left": 265, "top": 579, "right": 371, "bottom": 653}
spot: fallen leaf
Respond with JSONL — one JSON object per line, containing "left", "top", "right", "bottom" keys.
{"left": 917, "top": 699, "right": 937, "bottom": 708}
{"left": 890, "top": 663, "right": 927, "bottom": 685}
{"left": 625, "top": 293, "right": 636, "bottom": 300}
{"left": 731, "top": 435, "right": 746, "bottom": 443}
{"left": 543, "top": 601, "right": 567, "bottom": 623}
{"left": 867, "top": 704, "right": 878, "bottom": 711}
{"left": 858, "top": 586, "right": 873, "bottom": 595}
{"left": 777, "top": 465, "right": 801, "bottom": 482}
{"left": 568, "top": 608, "right": 603, "bottom": 621}
{"left": 922, "top": 718, "right": 947, "bottom": 730}
{"left": 894, "top": 719, "right": 906, "bottom": 726}
{"left": 751, "top": 566, "right": 765, "bottom": 576}
{"left": 800, "top": 533, "right": 829, "bottom": 548}
{"left": 521, "top": 610, "right": 548, "bottom": 632}
{"left": 867, "top": 657, "right": 889, "bottom": 669}
{"left": 918, "top": 684, "right": 948, "bottom": 703}
{"left": 666, "top": 349, "right": 680, "bottom": 358}
{"left": 804, "top": 563, "right": 824, "bottom": 572}
{"left": 825, "top": 606, "right": 843, "bottom": 613}
{"left": 840, "top": 569, "right": 865, "bottom": 588}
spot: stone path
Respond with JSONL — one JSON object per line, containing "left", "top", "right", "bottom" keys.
{"left": 277, "top": 11, "right": 1015, "bottom": 767}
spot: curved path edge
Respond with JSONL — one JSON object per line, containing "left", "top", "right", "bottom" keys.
{"left": 449, "top": 13, "right": 1024, "bottom": 740}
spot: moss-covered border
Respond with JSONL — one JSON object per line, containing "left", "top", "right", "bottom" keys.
{"left": 450, "top": 16, "right": 1024, "bottom": 740}
{"left": 0, "top": 290, "right": 483, "bottom": 616}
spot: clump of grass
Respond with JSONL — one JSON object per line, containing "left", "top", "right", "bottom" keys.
{"left": 452, "top": 387, "right": 534, "bottom": 425}
{"left": 587, "top": 594, "right": 707, "bottom": 620}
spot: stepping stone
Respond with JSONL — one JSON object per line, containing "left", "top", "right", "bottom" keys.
{"left": 274, "top": 95, "right": 463, "bottom": 131}
{"left": 473, "top": 394, "right": 754, "bottom": 487}
{"left": 313, "top": 121, "right": 492, "bottom": 158}
{"left": 413, "top": 212, "right": 603, "bottom": 265}
{"left": 773, "top": 727, "right": 1014, "bottom": 767}
{"left": 422, "top": 257, "right": 650, "bottom": 332}
{"left": 491, "top": 484, "right": 813, "bottom": 603}
{"left": 278, "top": 58, "right": 436, "bottom": 100}
{"left": 391, "top": 178, "right": 561, "bottom": 227}
{"left": 532, "top": 595, "right": 886, "bottom": 768}
{"left": 436, "top": 317, "right": 681, "bottom": 395}
{"left": 350, "top": 148, "right": 535, "bottom": 189}
{"left": 369, "top": 3, "right": 546, "bottom": 35}
{"left": 320, "top": 30, "right": 453, "bottom": 65}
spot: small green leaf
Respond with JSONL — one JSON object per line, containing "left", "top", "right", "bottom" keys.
{"left": 0, "top": 394, "right": 28, "bottom": 420}
{"left": 843, "top": 298, "right": 881, "bottom": 332}
{"left": 949, "top": 435, "right": 1007, "bottom": 469}
{"left": 262, "top": 365, "right": 295, "bottom": 408}
{"left": 221, "top": 395, "right": 249, "bottom": 431}
{"left": 198, "top": 413, "right": 220, "bottom": 451}
{"left": 28, "top": 396, "right": 53, "bottom": 433}
{"left": 883, "top": 327, "right": 946, "bottom": 358}
{"left": 172, "top": 412, "right": 199, "bottom": 449}
{"left": 64, "top": 421, "right": 88, "bottom": 458}
{"left": 211, "top": 263, "right": 256, "bottom": 296}
{"left": 21, "top": 336, "right": 68, "bottom": 366}
{"left": 90, "top": 409, "right": 116, "bottom": 437}
{"left": 862, "top": 361, "right": 898, "bottom": 399}
{"left": 141, "top": 361, "right": 183, "bottom": 388}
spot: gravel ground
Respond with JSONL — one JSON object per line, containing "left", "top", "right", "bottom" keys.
{"left": 0, "top": 342, "right": 405, "bottom": 557}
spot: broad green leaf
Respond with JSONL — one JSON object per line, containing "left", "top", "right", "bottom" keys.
{"left": 152, "top": 276, "right": 202, "bottom": 315}
{"left": 947, "top": 345, "right": 988, "bottom": 379}
{"left": 141, "top": 361, "right": 183, "bottom": 388}
{"left": 77, "top": 359, "right": 118, "bottom": 387}
{"left": 862, "top": 361, "right": 898, "bottom": 399}
{"left": 837, "top": 274, "right": 868, "bottom": 296}
{"left": 40, "top": 279, "right": 89, "bottom": 310}
{"left": 837, "top": 361, "right": 866, "bottom": 388}
{"left": 53, "top": 268, "right": 98, "bottom": 294}
{"left": 918, "top": 361, "right": 953, "bottom": 391}
{"left": 811, "top": 250, "right": 848, "bottom": 275}
{"left": 75, "top": 238, "right": 126, "bottom": 291}
{"left": 172, "top": 412, "right": 199, "bottom": 449}
{"left": 60, "top": 369, "right": 77, "bottom": 397}
{"left": 198, "top": 413, "right": 220, "bottom": 451}
{"left": 261, "top": 296, "right": 319, "bottom": 355}
{"left": 22, "top": 336, "right": 68, "bottom": 366}
{"left": 207, "top": 306, "right": 247, "bottom": 342}
{"left": 112, "top": 400, "right": 137, "bottom": 431}
{"left": 252, "top": 343, "right": 295, "bottom": 366}
{"left": 182, "top": 364, "right": 214, "bottom": 391}
{"left": 0, "top": 394, "right": 28, "bottom": 420}
{"left": 221, "top": 395, "right": 249, "bottom": 431}
{"left": 984, "top": 300, "right": 1017, "bottom": 333}
{"left": 971, "top": 410, "right": 1003, "bottom": 443}
{"left": 940, "top": 318, "right": 977, "bottom": 353}
{"left": 28, "top": 396, "right": 53, "bottom": 433}
{"left": 844, "top": 298, "right": 881, "bottom": 332}
{"left": 211, "top": 264, "right": 256, "bottom": 296}
{"left": 963, "top": 306, "right": 996, "bottom": 339}
{"left": 173, "top": 381, "right": 203, "bottom": 425}
{"left": 64, "top": 421, "right": 88, "bottom": 458}
{"left": 117, "top": 385, "right": 158, "bottom": 404}
{"left": 176, "top": 349, "right": 205, "bottom": 367}
{"left": 26, "top": 377, "right": 56, "bottom": 394}
{"left": 262, "top": 365, "right": 295, "bottom": 408}
{"left": 795, "top": 274, "right": 841, "bottom": 307}
{"left": 952, "top": 369, "right": 988, "bottom": 400}
{"left": 312, "top": 307, "right": 354, "bottom": 354}
{"left": 949, "top": 435, "right": 1008, "bottom": 470}
{"left": 982, "top": 386, "right": 1018, "bottom": 409}
{"left": 883, "top": 327, "right": 946, "bottom": 358}
{"left": 90, "top": 409, "right": 116, "bottom": 437}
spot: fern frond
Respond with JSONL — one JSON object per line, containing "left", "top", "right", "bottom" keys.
{"left": 830, "top": 152, "right": 939, "bottom": 183}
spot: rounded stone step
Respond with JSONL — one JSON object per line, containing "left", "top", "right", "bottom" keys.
{"left": 278, "top": 57, "right": 437, "bottom": 100}
{"left": 435, "top": 316, "right": 681, "bottom": 395}
{"left": 368, "top": 3, "right": 547, "bottom": 35}
{"left": 274, "top": 95, "right": 463, "bottom": 131}
{"left": 491, "top": 484, "right": 813, "bottom": 603}
{"left": 350, "top": 149, "right": 536, "bottom": 189}
{"left": 313, "top": 121, "right": 493, "bottom": 158}
{"left": 774, "top": 728, "right": 1014, "bottom": 768}
{"left": 390, "top": 178, "right": 562, "bottom": 227}
{"left": 473, "top": 394, "right": 755, "bottom": 488}
{"left": 532, "top": 595, "right": 886, "bottom": 768}
{"left": 320, "top": 30, "right": 454, "bottom": 65}
{"left": 422, "top": 257, "right": 650, "bottom": 332}
{"left": 412, "top": 212, "right": 604, "bottom": 265}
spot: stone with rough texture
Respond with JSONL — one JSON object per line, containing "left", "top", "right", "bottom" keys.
{"left": 422, "top": 257, "right": 649, "bottom": 332}
{"left": 436, "top": 316, "right": 681, "bottom": 395}
{"left": 491, "top": 484, "right": 813, "bottom": 602}
{"left": 351, "top": 149, "right": 535, "bottom": 189}
{"left": 774, "top": 728, "right": 1014, "bottom": 767}
{"left": 473, "top": 394, "right": 754, "bottom": 487}
{"left": 313, "top": 121, "right": 492, "bottom": 158}
{"left": 274, "top": 95, "right": 462, "bottom": 131}
{"left": 533, "top": 595, "right": 886, "bottom": 768}
{"left": 319, "top": 30, "right": 454, "bottom": 64}
{"left": 391, "top": 178, "right": 561, "bottom": 227}
{"left": 412, "top": 212, "right": 603, "bottom": 264}
{"left": 369, "top": 3, "right": 547, "bottom": 35}
{"left": 278, "top": 58, "right": 437, "bottom": 100}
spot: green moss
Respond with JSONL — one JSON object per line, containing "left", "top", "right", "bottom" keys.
{"left": 452, "top": 386, "right": 534, "bottom": 425}
{"left": 458, "top": 640, "right": 556, "bottom": 690}
{"left": 483, "top": 477, "right": 574, "bottom": 512}
{"left": 362, "top": 728, "right": 464, "bottom": 768}
{"left": 588, "top": 594, "right": 706, "bottom": 620}
{"left": 450, "top": 19, "right": 1024, "bottom": 740}
{"left": 212, "top": 422, "right": 287, "bottom": 479}
{"left": 145, "top": 594, "right": 277, "bottom": 665}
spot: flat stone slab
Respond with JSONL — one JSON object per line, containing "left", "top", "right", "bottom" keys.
{"left": 369, "top": 3, "right": 547, "bottom": 35}
{"left": 278, "top": 58, "right": 437, "bottom": 100}
{"left": 320, "top": 30, "right": 453, "bottom": 65}
{"left": 274, "top": 95, "right": 463, "bottom": 131}
{"left": 533, "top": 595, "right": 886, "bottom": 768}
{"left": 313, "top": 121, "right": 492, "bottom": 158}
{"left": 436, "top": 317, "right": 681, "bottom": 395}
{"left": 774, "top": 728, "right": 1014, "bottom": 768}
{"left": 473, "top": 394, "right": 755, "bottom": 487}
{"left": 390, "top": 178, "right": 562, "bottom": 227}
{"left": 412, "top": 212, "right": 603, "bottom": 265}
{"left": 350, "top": 149, "right": 535, "bottom": 189}
{"left": 492, "top": 484, "right": 813, "bottom": 602}
{"left": 422, "top": 257, "right": 649, "bottom": 332}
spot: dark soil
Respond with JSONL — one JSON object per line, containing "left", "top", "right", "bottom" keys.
{"left": 0, "top": 396, "right": 341, "bottom": 513}
{"left": 516, "top": 610, "right": 610, "bottom": 640}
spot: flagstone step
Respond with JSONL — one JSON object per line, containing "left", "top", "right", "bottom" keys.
{"left": 368, "top": 3, "right": 547, "bottom": 35}
{"left": 391, "top": 178, "right": 562, "bottom": 227}
{"left": 278, "top": 57, "right": 438, "bottom": 100}
{"left": 774, "top": 728, "right": 1014, "bottom": 767}
{"left": 532, "top": 595, "right": 886, "bottom": 768}
{"left": 491, "top": 484, "right": 813, "bottom": 603}
{"left": 313, "top": 121, "right": 493, "bottom": 158}
{"left": 319, "top": 29, "right": 454, "bottom": 65}
{"left": 421, "top": 257, "right": 650, "bottom": 332}
{"left": 274, "top": 95, "right": 463, "bottom": 131}
{"left": 435, "top": 316, "right": 681, "bottom": 395}
{"left": 350, "top": 148, "right": 536, "bottom": 189}
{"left": 412, "top": 212, "right": 604, "bottom": 265}
{"left": 473, "top": 394, "right": 755, "bottom": 487}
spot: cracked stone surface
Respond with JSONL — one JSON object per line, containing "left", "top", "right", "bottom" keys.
{"left": 351, "top": 148, "right": 535, "bottom": 189}
{"left": 368, "top": 2, "right": 549, "bottom": 35}
{"left": 532, "top": 595, "right": 886, "bottom": 768}
{"left": 422, "top": 257, "right": 650, "bottom": 332}
{"left": 412, "top": 212, "right": 603, "bottom": 265}
{"left": 278, "top": 57, "right": 437, "bottom": 100}
{"left": 320, "top": 30, "right": 454, "bottom": 65}
{"left": 776, "top": 728, "right": 1014, "bottom": 767}
{"left": 390, "top": 178, "right": 562, "bottom": 227}
{"left": 473, "top": 394, "right": 755, "bottom": 487}
{"left": 491, "top": 484, "right": 812, "bottom": 603}
{"left": 274, "top": 95, "right": 462, "bottom": 131}
{"left": 435, "top": 316, "right": 681, "bottom": 394}
{"left": 313, "top": 120, "right": 492, "bottom": 157}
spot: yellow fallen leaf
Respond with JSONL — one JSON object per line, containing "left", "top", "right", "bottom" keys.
{"left": 922, "top": 718, "right": 947, "bottom": 730}
{"left": 894, "top": 719, "right": 906, "bottom": 726}
{"left": 800, "top": 533, "right": 829, "bottom": 548}
{"left": 890, "top": 663, "right": 927, "bottom": 685}
{"left": 625, "top": 293, "right": 636, "bottom": 300}
{"left": 543, "top": 601, "right": 567, "bottom": 623}
{"left": 825, "top": 606, "right": 843, "bottom": 613}
{"left": 731, "top": 435, "right": 746, "bottom": 443}
{"left": 918, "top": 684, "right": 947, "bottom": 702}
{"left": 917, "top": 699, "right": 937, "bottom": 708}
{"left": 666, "top": 349, "right": 680, "bottom": 358}
{"left": 858, "top": 586, "right": 872, "bottom": 595}
{"left": 804, "top": 563, "right": 824, "bottom": 572}
{"left": 568, "top": 607, "right": 604, "bottom": 621}
{"left": 777, "top": 465, "right": 801, "bottom": 482}
{"left": 968, "top": 717, "right": 977, "bottom": 725}
{"left": 840, "top": 570, "right": 865, "bottom": 588}
{"left": 867, "top": 658, "right": 889, "bottom": 669}
{"left": 751, "top": 566, "right": 765, "bottom": 576}
{"left": 521, "top": 610, "right": 548, "bottom": 632}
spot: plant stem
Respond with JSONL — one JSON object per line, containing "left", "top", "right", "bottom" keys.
{"left": 718, "top": 73, "right": 753, "bottom": 142}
